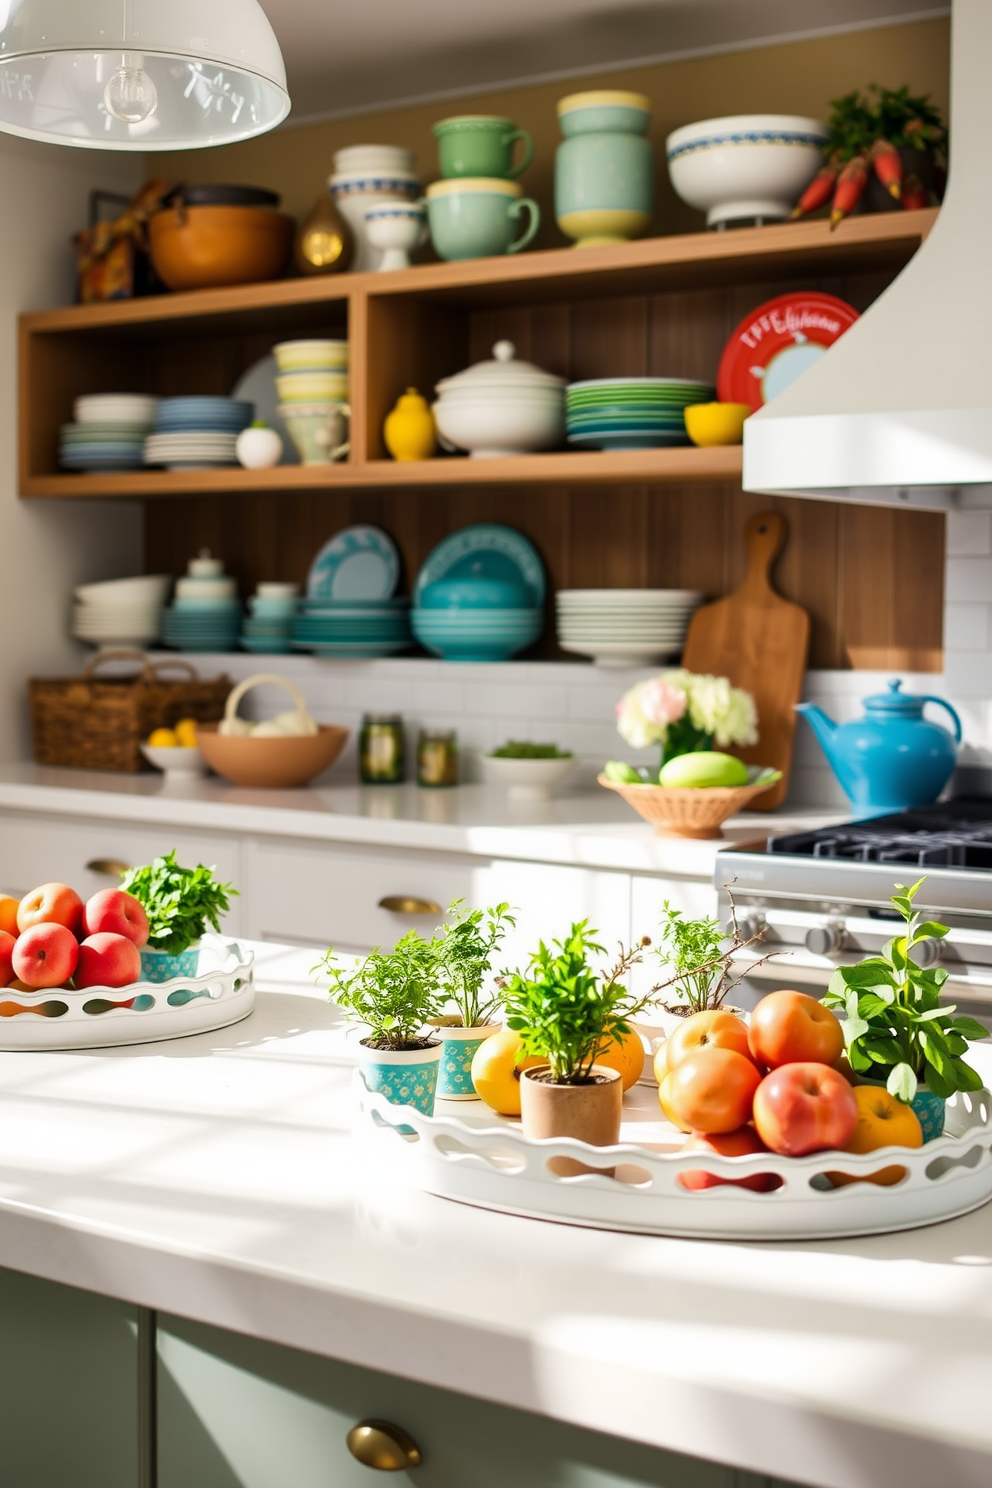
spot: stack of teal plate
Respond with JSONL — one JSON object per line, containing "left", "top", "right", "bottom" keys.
{"left": 566, "top": 377, "right": 715, "bottom": 450}
{"left": 291, "top": 599, "right": 412, "bottom": 657}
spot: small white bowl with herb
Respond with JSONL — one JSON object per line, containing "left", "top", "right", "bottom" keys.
{"left": 484, "top": 741, "right": 576, "bottom": 801}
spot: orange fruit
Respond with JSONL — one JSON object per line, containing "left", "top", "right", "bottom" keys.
{"left": 828, "top": 1085, "right": 923, "bottom": 1187}
{"left": 660, "top": 1046, "right": 762, "bottom": 1135}
{"left": 0, "top": 895, "right": 19, "bottom": 937}
{"left": 659, "top": 1072, "right": 691, "bottom": 1132}
{"left": 593, "top": 1023, "right": 645, "bottom": 1091}
{"left": 664, "top": 1009, "right": 752, "bottom": 1072}
{"left": 471, "top": 1029, "right": 543, "bottom": 1116}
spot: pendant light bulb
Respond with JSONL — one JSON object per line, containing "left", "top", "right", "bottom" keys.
{"left": 104, "top": 56, "right": 159, "bottom": 125}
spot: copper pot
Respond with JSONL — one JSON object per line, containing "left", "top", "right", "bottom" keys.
{"left": 149, "top": 204, "right": 294, "bottom": 291}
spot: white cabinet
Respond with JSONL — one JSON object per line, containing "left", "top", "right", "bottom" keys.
{"left": 0, "top": 810, "right": 246, "bottom": 934}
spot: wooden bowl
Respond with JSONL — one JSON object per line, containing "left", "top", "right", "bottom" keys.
{"left": 197, "top": 724, "right": 349, "bottom": 788}
{"left": 148, "top": 205, "right": 295, "bottom": 291}
{"left": 598, "top": 773, "right": 776, "bottom": 839}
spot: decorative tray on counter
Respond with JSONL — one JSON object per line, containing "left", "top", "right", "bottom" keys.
{"left": 356, "top": 1073, "right": 992, "bottom": 1241}
{"left": 0, "top": 937, "right": 254, "bottom": 1050}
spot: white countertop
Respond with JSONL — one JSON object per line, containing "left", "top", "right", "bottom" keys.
{"left": 1, "top": 943, "right": 991, "bottom": 1488}
{"left": 0, "top": 764, "right": 841, "bottom": 879}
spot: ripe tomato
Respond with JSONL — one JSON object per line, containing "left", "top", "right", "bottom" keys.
{"left": 679, "top": 1127, "right": 782, "bottom": 1192}
{"left": 664, "top": 1009, "right": 753, "bottom": 1072}
{"left": 752, "top": 1062, "right": 858, "bottom": 1156}
{"left": 828, "top": 1085, "right": 923, "bottom": 1187}
{"left": 659, "top": 1046, "right": 761, "bottom": 1134}
{"left": 748, "top": 989, "right": 844, "bottom": 1069}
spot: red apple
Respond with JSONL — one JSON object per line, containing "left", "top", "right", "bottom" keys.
{"left": 0, "top": 929, "right": 15, "bottom": 986}
{"left": 75, "top": 932, "right": 141, "bottom": 990}
{"left": 679, "top": 1127, "right": 782, "bottom": 1192}
{"left": 748, "top": 989, "right": 844, "bottom": 1070}
{"left": 12, "top": 922, "right": 79, "bottom": 989}
{"left": 17, "top": 882, "right": 84, "bottom": 936}
{"left": 83, "top": 889, "right": 149, "bottom": 948}
{"left": 752, "top": 1062, "right": 859, "bottom": 1157}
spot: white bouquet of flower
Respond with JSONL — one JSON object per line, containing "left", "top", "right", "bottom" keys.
{"left": 614, "top": 669, "right": 758, "bottom": 772}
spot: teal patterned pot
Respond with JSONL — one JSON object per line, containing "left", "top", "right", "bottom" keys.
{"left": 436, "top": 1024, "right": 500, "bottom": 1101}
{"left": 863, "top": 1076, "right": 946, "bottom": 1142}
{"left": 358, "top": 1039, "right": 441, "bottom": 1116}
{"left": 139, "top": 943, "right": 201, "bottom": 983}
{"left": 555, "top": 89, "right": 653, "bottom": 248}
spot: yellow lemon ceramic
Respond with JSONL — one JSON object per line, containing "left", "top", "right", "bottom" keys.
{"left": 384, "top": 388, "right": 438, "bottom": 461}
{"left": 684, "top": 402, "right": 750, "bottom": 447}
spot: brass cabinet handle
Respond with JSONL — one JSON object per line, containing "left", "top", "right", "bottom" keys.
{"left": 346, "top": 1420, "right": 422, "bottom": 1471}
{"left": 377, "top": 896, "right": 441, "bottom": 916}
{"left": 85, "top": 858, "right": 133, "bottom": 878}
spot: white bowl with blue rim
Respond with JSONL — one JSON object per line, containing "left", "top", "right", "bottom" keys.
{"left": 666, "top": 114, "right": 827, "bottom": 227}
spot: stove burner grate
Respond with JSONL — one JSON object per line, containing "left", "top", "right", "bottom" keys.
{"left": 768, "top": 803, "right": 992, "bottom": 869}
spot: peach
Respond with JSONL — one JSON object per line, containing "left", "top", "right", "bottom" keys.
{"left": 83, "top": 889, "right": 149, "bottom": 948}
{"left": 12, "top": 922, "right": 80, "bottom": 989}
{"left": 75, "top": 933, "right": 141, "bottom": 990}
{"left": 18, "top": 882, "right": 84, "bottom": 936}
{"left": 0, "top": 929, "right": 15, "bottom": 986}
{"left": 0, "top": 894, "right": 19, "bottom": 937}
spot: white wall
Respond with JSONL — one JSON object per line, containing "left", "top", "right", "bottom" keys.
{"left": 0, "top": 133, "right": 143, "bottom": 763}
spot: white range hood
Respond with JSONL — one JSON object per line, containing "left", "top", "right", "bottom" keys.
{"left": 743, "top": 0, "right": 992, "bottom": 513}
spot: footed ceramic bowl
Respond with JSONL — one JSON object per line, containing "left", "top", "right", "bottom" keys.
{"left": 141, "top": 743, "right": 206, "bottom": 777}
{"left": 666, "top": 114, "right": 827, "bottom": 227}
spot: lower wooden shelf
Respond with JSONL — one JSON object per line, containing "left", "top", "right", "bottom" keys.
{"left": 21, "top": 445, "right": 744, "bottom": 498}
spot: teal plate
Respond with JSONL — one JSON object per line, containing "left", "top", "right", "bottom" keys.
{"left": 306, "top": 525, "right": 400, "bottom": 602}
{"left": 567, "top": 431, "right": 690, "bottom": 450}
{"left": 414, "top": 523, "right": 546, "bottom": 608}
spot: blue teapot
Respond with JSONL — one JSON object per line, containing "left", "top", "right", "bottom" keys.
{"left": 796, "top": 680, "right": 962, "bottom": 813}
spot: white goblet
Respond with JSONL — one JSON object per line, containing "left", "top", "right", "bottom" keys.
{"left": 363, "top": 203, "right": 429, "bottom": 271}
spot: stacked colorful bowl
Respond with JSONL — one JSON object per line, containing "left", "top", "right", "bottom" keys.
{"left": 411, "top": 579, "right": 543, "bottom": 662}
{"left": 291, "top": 598, "right": 411, "bottom": 657}
{"left": 240, "top": 583, "right": 299, "bottom": 654}
{"left": 162, "top": 557, "right": 241, "bottom": 652}
{"left": 565, "top": 377, "right": 715, "bottom": 450}
{"left": 144, "top": 396, "right": 253, "bottom": 469}
{"left": 275, "top": 340, "right": 350, "bottom": 465}
{"left": 60, "top": 394, "right": 158, "bottom": 472}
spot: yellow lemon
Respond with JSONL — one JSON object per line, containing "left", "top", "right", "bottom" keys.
{"left": 174, "top": 718, "right": 199, "bottom": 747}
{"left": 471, "top": 1029, "right": 543, "bottom": 1116}
{"left": 147, "top": 727, "right": 178, "bottom": 748}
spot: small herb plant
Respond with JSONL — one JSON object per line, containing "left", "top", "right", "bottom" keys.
{"left": 435, "top": 900, "right": 515, "bottom": 1028}
{"left": 654, "top": 894, "right": 770, "bottom": 1013}
{"left": 120, "top": 851, "right": 236, "bottom": 956}
{"left": 823, "top": 878, "right": 986, "bottom": 1103}
{"left": 503, "top": 922, "right": 655, "bottom": 1084}
{"left": 489, "top": 741, "right": 573, "bottom": 759}
{"left": 318, "top": 930, "right": 443, "bottom": 1050}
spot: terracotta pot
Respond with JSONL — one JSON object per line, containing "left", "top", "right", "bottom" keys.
{"left": 197, "top": 723, "right": 348, "bottom": 788}
{"left": 149, "top": 204, "right": 294, "bottom": 291}
{"left": 520, "top": 1064, "right": 622, "bottom": 1160}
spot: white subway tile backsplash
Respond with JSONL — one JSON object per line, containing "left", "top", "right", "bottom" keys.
{"left": 946, "top": 510, "right": 992, "bottom": 557}
{"left": 944, "top": 604, "right": 991, "bottom": 652}
{"left": 945, "top": 557, "right": 992, "bottom": 603}
{"left": 942, "top": 651, "right": 992, "bottom": 699}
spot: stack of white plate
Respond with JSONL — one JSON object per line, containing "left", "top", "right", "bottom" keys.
{"left": 70, "top": 574, "right": 172, "bottom": 648}
{"left": 144, "top": 397, "right": 252, "bottom": 470}
{"left": 555, "top": 589, "right": 704, "bottom": 668}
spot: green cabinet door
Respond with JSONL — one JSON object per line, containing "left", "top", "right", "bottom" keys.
{"left": 0, "top": 1265, "right": 141, "bottom": 1488}
{"left": 158, "top": 1314, "right": 802, "bottom": 1488}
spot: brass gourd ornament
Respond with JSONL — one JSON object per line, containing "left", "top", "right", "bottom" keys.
{"left": 295, "top": 192, "right": 353, "bottom": 274}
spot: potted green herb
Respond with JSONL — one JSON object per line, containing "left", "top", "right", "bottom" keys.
{"left": 503, "top": 922, "right": 656, "bottom": 1158}
{"left": 432, "top": 900, "right": 515, "bottom": 1100}
{"left": 823, "top": 878, "right": 986, "bottom": 1141}
{"left": 653, "top": 895, "right": 769, "bottom": 1034}
{"left": 318, "top": 930, "right": 444, "bottom": 1115}
{"left": 120, "top": 851, "right": 237, "bottom": 982}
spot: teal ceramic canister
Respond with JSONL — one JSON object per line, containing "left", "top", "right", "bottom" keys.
{"left": 436, "top": 1024, "right": 500, "bottom": 1099}
{"left": 425, "top": 178, "right": 540, "bottom": 261}
{"left": 357, "top": 1038, "right": 442, "bottom": 1116}
{"left": 434, "top": 115, "right": 534, "bottom": 180}
{"left": 555, "top": 89, "right": 654, "bottom": 248}
{"left": 139, "top": 943, "right": 201, "bottom": 983}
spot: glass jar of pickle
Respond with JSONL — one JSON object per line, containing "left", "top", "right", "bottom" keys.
{"left": 360, "top": 714, "right": 405, "bottom": 783}
{"left": 417, "top": 729, "right": 458, "bottom": 788}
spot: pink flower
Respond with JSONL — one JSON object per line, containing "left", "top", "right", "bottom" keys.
{"left": 639, "top": 679, "right": 687, "bottom": 726}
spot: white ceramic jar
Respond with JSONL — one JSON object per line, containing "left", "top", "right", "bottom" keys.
{"left": 432, "top": 340, "right": 566, "bottom": 458}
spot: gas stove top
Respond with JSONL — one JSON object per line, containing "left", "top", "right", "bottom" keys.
{"left": 766, "top": 802, "right": 992, "bottom": 871}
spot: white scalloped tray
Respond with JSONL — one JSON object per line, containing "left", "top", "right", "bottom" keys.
{"left": 355, "top": 1073, "right": 992, "bottom": 1241}
{"left": 0, "top": 937, "right": 254, "bottom": 1050}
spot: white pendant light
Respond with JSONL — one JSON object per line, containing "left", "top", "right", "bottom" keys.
{"left": 0, "top": 0, "right": 290, "bottom": 150}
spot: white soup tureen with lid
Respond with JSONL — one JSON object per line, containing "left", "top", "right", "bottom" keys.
{"left": 432, "top": 340, "right": 566, "bottom": 458}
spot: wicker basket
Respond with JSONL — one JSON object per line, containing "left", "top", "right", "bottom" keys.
{"left": 598, "top": 772, "right": 778, "bottom": 839}
{"left": 30, "top": 649, "right": 231, "bottom": 773}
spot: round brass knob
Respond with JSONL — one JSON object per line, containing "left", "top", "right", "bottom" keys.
{"left": 346, "top": 1420, "right": 422, "bottom": 1471}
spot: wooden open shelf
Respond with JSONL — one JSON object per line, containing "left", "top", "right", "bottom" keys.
{"left": 19, "top": 209, "right": 935, "bottom": 499}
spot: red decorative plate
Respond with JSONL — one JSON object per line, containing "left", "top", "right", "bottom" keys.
{"left": 716, "top": 292, "right": 860, "bottom": 412}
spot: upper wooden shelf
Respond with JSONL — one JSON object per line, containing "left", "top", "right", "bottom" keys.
{"left": 21, "top": 208, "right": 937, "bottom": 333}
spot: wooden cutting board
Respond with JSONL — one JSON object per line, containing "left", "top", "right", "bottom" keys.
{"left": 681, "top": 511, "right": 809, "bottom": 810}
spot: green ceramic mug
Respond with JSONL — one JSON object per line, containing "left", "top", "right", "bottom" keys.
{"left": 425, "top": 178, "right": 540, "bottom": 261}
{"left": 433, "top": 115, "right": 534, "bottom": 180}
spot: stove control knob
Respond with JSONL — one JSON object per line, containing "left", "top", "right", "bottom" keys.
{"left": 726, "top": 912, "right": 766, "bottom": 942}
{"left": 805, "top": 922, "right": 845, "bottom": 956}
{"left": 913, "top": 940, "right": 941, "bottom": 969}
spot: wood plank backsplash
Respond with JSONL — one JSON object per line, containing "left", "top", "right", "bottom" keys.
{"left": 145, "top": 487, "right": 944, "bottom": 672}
